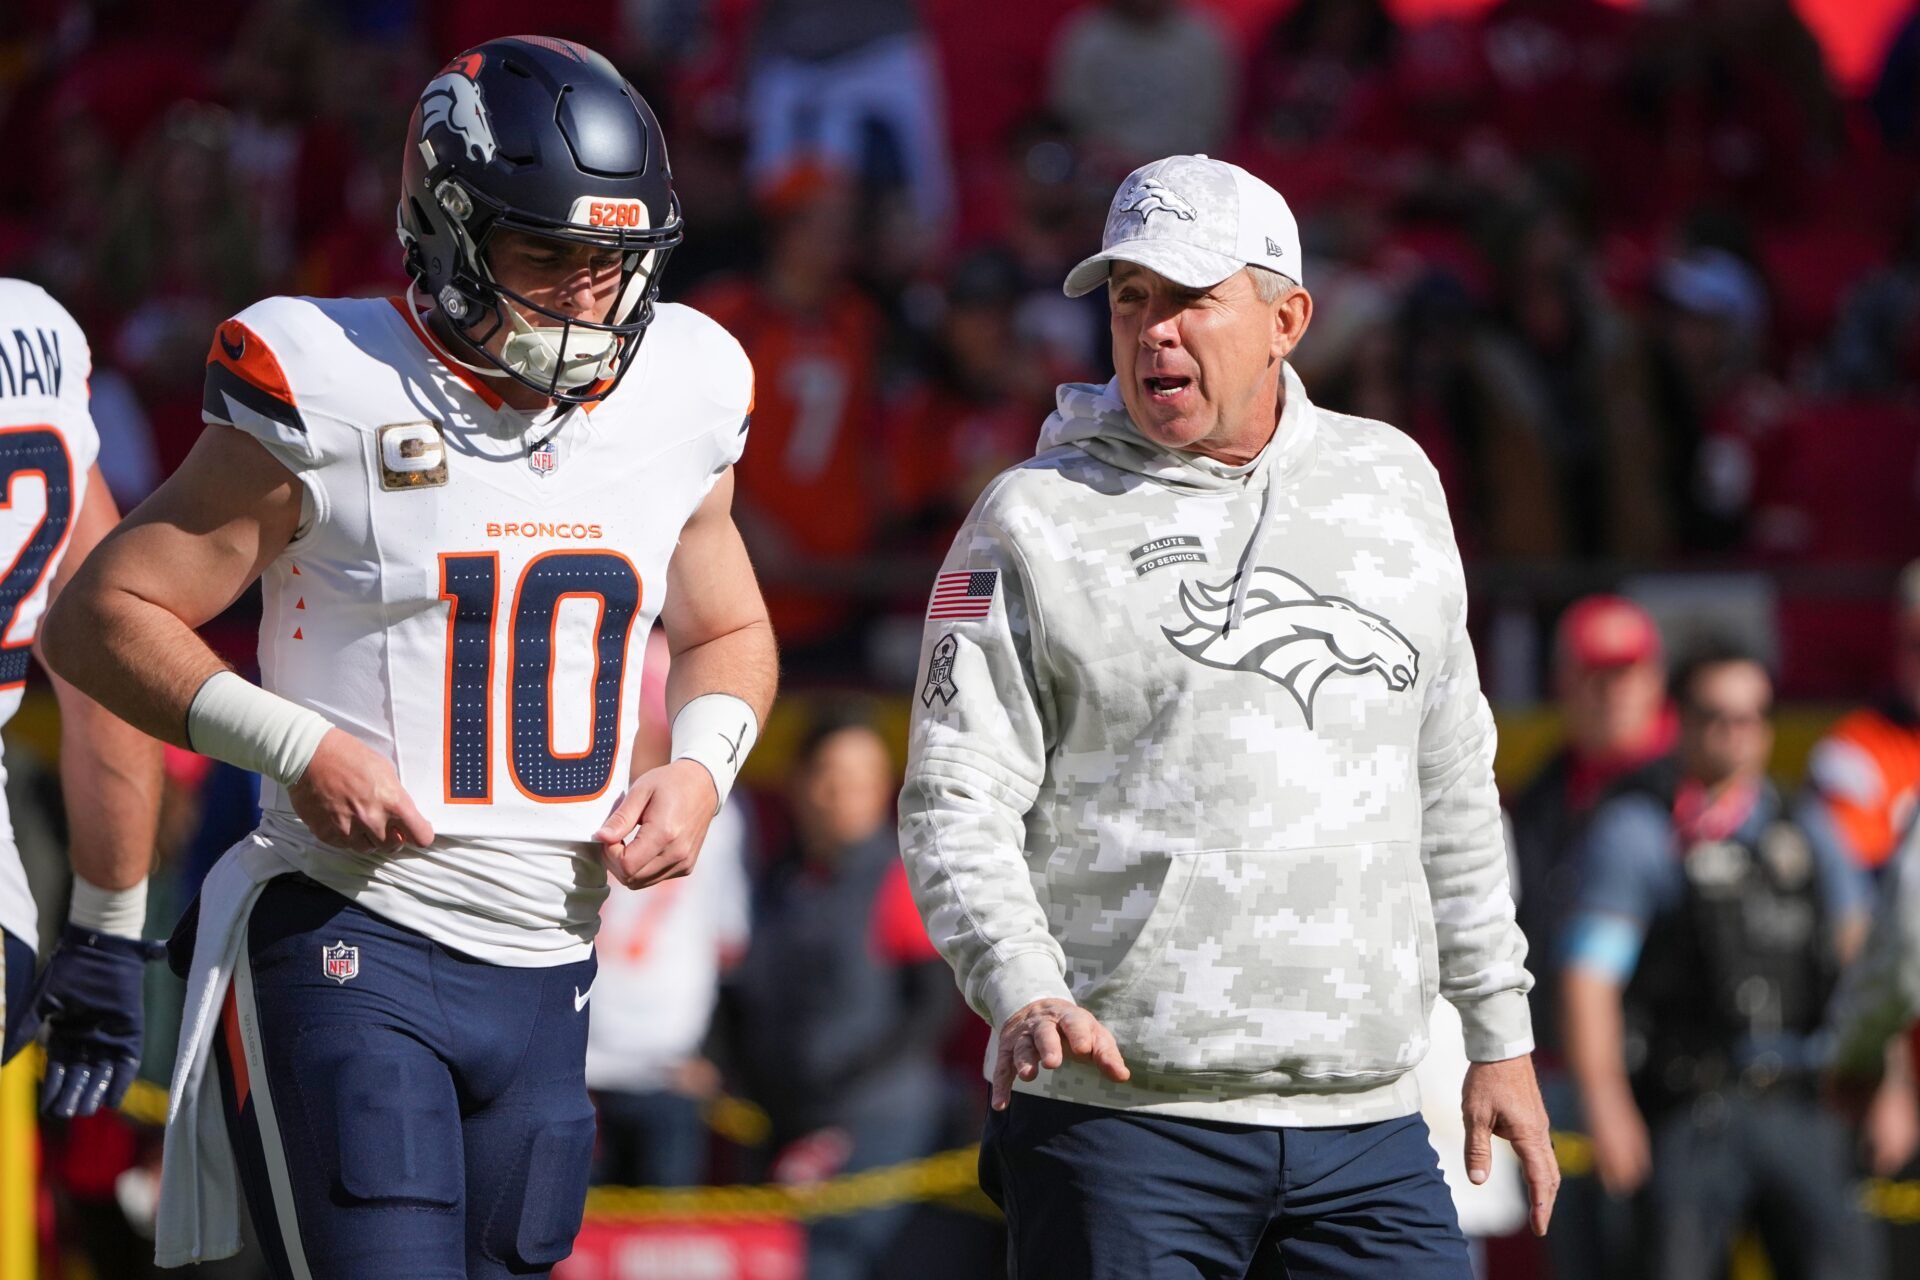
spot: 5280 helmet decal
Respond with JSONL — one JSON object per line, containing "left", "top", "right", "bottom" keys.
{"left": 395, "top": 36, "right": 684, "bottom": 405}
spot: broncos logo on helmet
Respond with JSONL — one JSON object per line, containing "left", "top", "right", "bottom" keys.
{"left": 1164, "top": 567, "right": 1419, "bottom": 728}
{"left": 1117, "top": 177, "right": 1198, "bottom": 224}
{"left": 419, "top": 56, "right": 498, "bottom": 164}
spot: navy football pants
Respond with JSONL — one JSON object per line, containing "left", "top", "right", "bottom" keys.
{"left": 205, "top": 875, "right": 598, "bottom": 1280}
{"left": 2, "top": 926, "right": 34, "bottom": 1060}
{"left": 981, "top": 1092, "right": 1471, "bottom": 1280}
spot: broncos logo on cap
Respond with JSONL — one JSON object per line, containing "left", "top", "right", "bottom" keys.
{"left": 1118, "top": 177, "right": 1197, "bottom": 224}
{"left": 1164, "top": 567, "right": 1419, "bottom": 728}
{"left": 420, "top": 55, "right": 497, "bottom": 164}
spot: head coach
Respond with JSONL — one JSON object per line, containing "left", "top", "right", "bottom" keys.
{"left": 898, "top": 154, "right": 1557, "bottom": 1278}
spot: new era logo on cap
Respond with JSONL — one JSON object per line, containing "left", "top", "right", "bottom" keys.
{"left": 1063, "top": 154, "right": 1303, "bottom": 298}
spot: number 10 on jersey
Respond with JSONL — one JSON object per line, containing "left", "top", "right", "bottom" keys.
{"left": 438, "top": 550, "right": 641, "bottom": 803}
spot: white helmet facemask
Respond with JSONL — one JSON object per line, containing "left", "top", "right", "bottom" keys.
{"left": 492, "top": 248, "right": 658, "bottom": 392}
{"left": 497, "top": 303, "right": 617, "bottom": 391}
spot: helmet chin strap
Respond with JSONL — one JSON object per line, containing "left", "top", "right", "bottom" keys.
{"left": 406, "top": 280, "right": 620, "bottom": 394}
{"left": 404, "top": 280, "right": 510, "bottom": 378}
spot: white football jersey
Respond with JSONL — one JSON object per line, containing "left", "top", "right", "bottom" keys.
{"left": 204, "top": 294, "right": 752, "bottom": 965}
{"left": 0, "top": 281, "right": 100, "bottom": 946}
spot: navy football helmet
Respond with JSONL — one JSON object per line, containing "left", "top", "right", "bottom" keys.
{"left": 397, "top": 36, "right": 683, "bottom": 403}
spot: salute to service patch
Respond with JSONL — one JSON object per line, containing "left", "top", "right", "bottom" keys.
{"left": 1131, "top": 534, "right": 1206, "bottom": 577}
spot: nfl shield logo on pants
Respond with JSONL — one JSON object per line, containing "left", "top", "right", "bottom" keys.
{"left": 322, "top": 941, "right": 359, "bottom": 984}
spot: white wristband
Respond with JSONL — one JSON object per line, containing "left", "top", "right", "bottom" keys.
{"left": 186, "top": 670, "right": 335, "bottom": 789}
{"left": 669, "top": 693, "right": 758, "bottom": 813}
{"left": 68, "top": 873, "right": 148, "bottom": 938}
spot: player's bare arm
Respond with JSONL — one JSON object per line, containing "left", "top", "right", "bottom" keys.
{"left": 18, "top": 462, "right": 169, "bottom": 1117}
{"left": 1562, "top": 962, "right": 1650, "bottom": 1198}
{"left": 36, "top": 464, "right": 164, "bottom": 895}
{"left": 42, "top": 425, "right": 433, "bottom": 853}
{"left": 596, "top": 466, "right": 776, "bottom": 889}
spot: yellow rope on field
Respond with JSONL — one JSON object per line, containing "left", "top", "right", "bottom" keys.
{"left": 120, "top": 1072, "right": 170, "bottom": 1127}
{"left": 583, "top": 1145, "right": 998, "bottom": 1223}
{"left": 14, "top": 1044, "right": 171, "bottom": 1125}
{"left": 1549, "top": 1128, "right": 1594, "bottom": 1177}
{"left": 701, "top": 1092, "right": 772, "bottom": 1146}
{"left": 19, "top": 1044, "right": 991, "bottom": 1223}
{"left": 23, "top": 1060, "right": 1920, "bottom": 1230}
{"left": 1861, "top": 1175, "right": 1920, "bottom": 1226}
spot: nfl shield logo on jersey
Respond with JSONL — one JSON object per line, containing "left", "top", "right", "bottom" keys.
{"left": 529, "top": 438, "right": 559, "bottom": 476}
{"left": 322, "top": 941, "right": 360, "bottom": 984}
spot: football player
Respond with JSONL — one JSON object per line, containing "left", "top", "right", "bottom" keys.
{"left": 0, "top": 278, "right": 165, "bottom": 1119}
{"left": 44, "top": 37, "right": 776, "bottom": 1277}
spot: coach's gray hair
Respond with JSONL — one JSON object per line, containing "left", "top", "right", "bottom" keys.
{"left": 1246, "top": 264, "right": 1298, "bottom": 303}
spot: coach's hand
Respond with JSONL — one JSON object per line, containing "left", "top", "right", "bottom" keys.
{"left": 596, "top": 760, "right": 718, "bottom": 890}
{"left": 289, "top": 729, "right": 435, "bottom": 853}
{"left": 992, "top": 998, "right": 1130, "bottom": 1110}
{"left": 1462, "top": 1055, "right": 1559, "bottom": 1237}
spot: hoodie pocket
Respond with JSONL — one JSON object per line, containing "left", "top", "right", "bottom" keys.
{"left": 1079, "top": 842, "right": 1433, "bottom": 1086}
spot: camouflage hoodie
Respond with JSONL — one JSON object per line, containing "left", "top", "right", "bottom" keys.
{"left": 899, "top": 363, "right": 1534, "bottom": 1126}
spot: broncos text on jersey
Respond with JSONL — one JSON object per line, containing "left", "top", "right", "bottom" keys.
{"left": 202, "top": 294, "right": 751, "bottom": 963}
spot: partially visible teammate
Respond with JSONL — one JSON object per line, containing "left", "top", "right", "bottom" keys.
{"left": 0, "top": 278, "right": 164, "bottom": 1118}
{"left": 45, "top": 38, "right": 776, "bottom": 1277}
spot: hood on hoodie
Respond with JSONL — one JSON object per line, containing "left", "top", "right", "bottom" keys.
{"left": 1035, "top": 362, "right": 1320, "bottom": 632}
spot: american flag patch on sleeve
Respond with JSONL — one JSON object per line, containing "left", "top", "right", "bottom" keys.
{"left": 928, "top": 570, "right": 998, "bottom": 620}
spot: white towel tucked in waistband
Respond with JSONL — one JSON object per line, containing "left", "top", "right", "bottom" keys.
{"left": 154, "top": 832, "right": 298, "bottom": 1268}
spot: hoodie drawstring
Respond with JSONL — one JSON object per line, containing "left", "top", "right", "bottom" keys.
{"left": 1225, "top": 469, "right": 1278, "bottom": 635}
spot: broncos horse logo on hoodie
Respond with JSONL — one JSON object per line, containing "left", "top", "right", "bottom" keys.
{"left": 1165, "top": 566, "right": 1420, "bottom": 728}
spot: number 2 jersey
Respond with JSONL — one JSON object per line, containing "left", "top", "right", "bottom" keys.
{"left": 0, "top": 281, "right": 99, "bottom": 948}
{"left": 204, "top": 294, "right": 751, "bottom": 966}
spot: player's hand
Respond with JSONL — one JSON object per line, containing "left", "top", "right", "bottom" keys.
{"left": 14, "top": 924, "right": 167, "bottom": 1118}
{"left": 991, "top": 998, "right": 1129, "bottom": 1111}
{"left": 288, "top": 729, "right": 435, "bottom": 853}
{"left": 1462, "top": 1055, "right": 1560, "bottom": 1237}
{"left": 595, "top": 759, "right": 718, "bottom": 890}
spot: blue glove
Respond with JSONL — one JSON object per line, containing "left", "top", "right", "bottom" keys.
{"left": 25, "top": 923, "right": 166, "bottom": 1118}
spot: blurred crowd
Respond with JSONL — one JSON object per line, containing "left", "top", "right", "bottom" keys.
{"left": 4, "top": 0, "right": 1920, "bottom": 693}
{"left": 6, "top": 0, "right": 1920, "bottom": 1277}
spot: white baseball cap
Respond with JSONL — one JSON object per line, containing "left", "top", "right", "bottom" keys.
{"left": 1063, "top": 154, "right": 1303, "bottom": 298}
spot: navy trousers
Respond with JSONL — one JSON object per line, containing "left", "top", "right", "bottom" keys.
{"left": 981, "top": 1092, "right": 1470, "bottom": 1280}
{"left": 199, "top": 874, "right": 598, "bottom": 1280}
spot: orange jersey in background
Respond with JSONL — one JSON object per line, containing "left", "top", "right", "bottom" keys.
{"left": 690, "top": 279, "right": 883, "bottom": 645}
{"left": 1807, "top": 705, "right": 1920, "bottom": 870}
